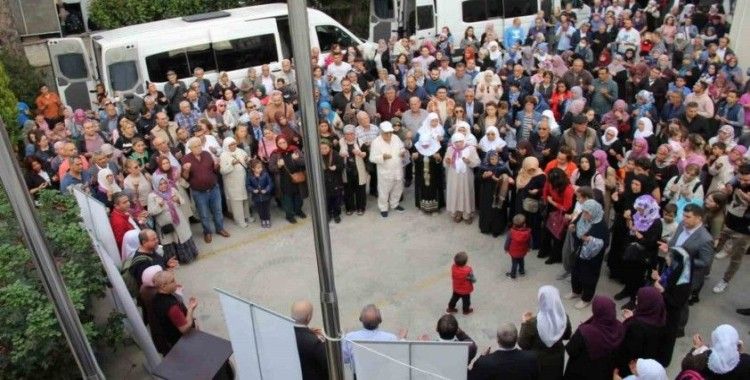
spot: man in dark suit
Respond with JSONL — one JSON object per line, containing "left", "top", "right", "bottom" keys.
{"left": 291, "top": 300, "right": 329, "bottom": 380}
{"left": 659, "top": 204, "right": 714, "bottom": 335}
{"left": 638, "top": 66, "right": 669, "bottom": 111}
{"left": 461, "top": 88, "right": 484, "bottom": 129}
{"left": 468, "top": 323, "right": 539, "bottom": 380}
{"left": 436, "top": 314, "right": 478, "bottom": 363}
{"left": 193, "top": 67, "right": 212, "bottom": 97}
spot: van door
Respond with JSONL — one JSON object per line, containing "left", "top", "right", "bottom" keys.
{"left": 370, "top": 0, "right": 398, "bottom": 41}
{"left": 103, "top": 44, "right": 144, "bottom": 96}
{"left": 414, "top": 0, "right": 436, "bottom": 41}
{"left": 47, "top": 38, "right": 97, "bottom": 111}
{"left": 209, "top": 19, "right": 283, "bottom": 80}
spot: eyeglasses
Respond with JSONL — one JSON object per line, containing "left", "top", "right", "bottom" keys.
{"left": 455, "top": 110, "right": 465, "bottom": 113}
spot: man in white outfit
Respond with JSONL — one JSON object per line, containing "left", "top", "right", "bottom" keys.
{"left": 369, "top": 121, "right": 406, "bottom": 217}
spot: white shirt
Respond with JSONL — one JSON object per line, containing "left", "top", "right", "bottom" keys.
{"left": 327, "top": 61, "right": 352, "bottom": 92}
{"left": 369, "top": 135, "right": 406, "bottom": 180}
{"left": 342, "top": 329, "right": 398, "bottom": 371}
{"left": 675, "top": 223, "right": 702, "bottom": 247}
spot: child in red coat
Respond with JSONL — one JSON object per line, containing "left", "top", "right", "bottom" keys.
{"left": 447, "top": 251, "right": 475, "bottom": 315}
{"left": 505, "top": 214, "right": 532, "bottom": 279}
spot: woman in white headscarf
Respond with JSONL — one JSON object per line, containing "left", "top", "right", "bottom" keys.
{"left": 487, "top": 41, "right": 502, "bottom": 66}
{"left": 541, "top": 110, "right": 560, "bottom": 136}
{"left": 681, "top": 324, "right": 750, "bottom": 378}
{"left": 412, "top": 133, "right": 445, "bottom": 214}
{"left": 120, "top": 229, "right": 140, "bottom": 263}
{"left": 148, "top": 173, "right": 198, "bottom": 263}
{"left": 617, "top": 358, "right": 667, "bottom": 380}
{"left": 519, "top": 285, "right": 572, "bottom": 380}
{"left": 444, "top": 132, "right": 480, "bottom": 223}
{"left": 219, "top": 136, "right": 251, "bottom": 227}
{"left": 633, "top": 117, "right": 656, "bottom": 152}
{"left": 417, "top": 112, "right": 445, "bottom": 142}
{"left": 453, "top": 121, "right": 478, "bottom": 147}
{"left": 475, "top": 70, "right": 503, "bottom": 106}
{"left": 95, "top": 167, "right": 122, "bottom": 207}
{"left": 477, "top": 126, "right": 507, "bottom": 156}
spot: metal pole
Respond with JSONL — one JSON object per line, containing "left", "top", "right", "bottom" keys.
{"left": 287, "top": 2, "right": 345, "bottom": 379}
{"left": 0, "top": 119, "right": 105, "bottom": 379}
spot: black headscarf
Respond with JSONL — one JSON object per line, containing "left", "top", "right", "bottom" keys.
{"left": 575, "top": 153, "right": 597, "bottom": 187}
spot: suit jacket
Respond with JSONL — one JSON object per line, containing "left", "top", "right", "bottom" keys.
{"left": 294, "top": 326, "right": 329, "bottom": 380}
{"left": 668, "top": 224, "right": 714, "bottom": 269}
{"left": 462, "top": 100, "right": 484, "bottom": 127}
{"left": 468, "top": 348, "right": 539, "bottom": 380}
{"left": 638, "top": 77, "right": 668, "bottom": 109}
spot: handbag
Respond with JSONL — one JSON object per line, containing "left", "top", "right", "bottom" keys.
{"left": 622, "top": 242, "right": 646, "bottom": 262}
{"left": 283, "top": 158, "right": 306, "bottom": 184}
{"left": 160, "top": 223, "right": 175, "bottom": 235}
{"left": 522, "top": 198, "right": 540, "bottom": 213}
{"left": 545, "top": 209, "right": 567, "bottom": 240}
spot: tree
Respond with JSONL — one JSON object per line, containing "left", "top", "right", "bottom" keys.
{"left": 0, "top": 0, "right": 24, "bottom": 57}
{"left": 0, "top": 59, "right": 19, "bottom": 143}
{"left": 89, "top": 0, "right": 253, "bottom": 29}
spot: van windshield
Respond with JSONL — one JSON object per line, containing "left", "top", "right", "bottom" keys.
{"left": 108, "top": 61, "right": 139, "bottom": 92}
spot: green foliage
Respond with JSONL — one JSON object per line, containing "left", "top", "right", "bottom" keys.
{"left": 0, "top": 58, "right": 20, "bottom": 144}
{"left": 0, "top": 186, "right": 124, "bottom": 379}
{"left": 0, "top": 52, "right": 43, "bottom": 110}
{"left": 89, "top": 0, "right": 251, "bottom": 29}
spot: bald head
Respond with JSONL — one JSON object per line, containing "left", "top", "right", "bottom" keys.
{"left": 359, "top": 304, "right": 382, "bottom": 330}
{"left": 291, "top": 300, "right": 313, "bottom": 325}
{"left": 496, "top": 322, "right": 518, "bottom": 349}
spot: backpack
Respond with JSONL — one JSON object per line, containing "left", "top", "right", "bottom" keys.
{"left": 120, "top": 254, "right": 153, "bottom": 298}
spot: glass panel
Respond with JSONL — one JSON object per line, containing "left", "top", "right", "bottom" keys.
{"left": 505, "top": 0, "right": 538, "bottom": 18}
{"left": 407, "top": 10, "right": 416, "bottom": 36}
{"left": 185, "top": 43, "right": 216, "bottom": 73}
{"left": 108, "top": 61, "right": 139, "bottom": 91}
{"left": 315, "top": 25, "right": 356, "bottom": 52}
{"left": 276, "top": 17, "right": 293, "bottom": 59}
{"left": 417, "top": 5, "right": 434, "bottom": 30}
{"left": 487, "top": 0, "right": 503, "bottom": 18}
{"left": 57, "top": 53, "right": 88, "bottom": 79}
{"left": 462, "top": 0, "right": 487, "bottom": 22}
{"left": 214, "top": 34, "right": 279, "bottom": 72}
{"left": 373, "top": 0, "right": 395, "bottom": 19}
{"left": 145, "top": 50, "right": 190, "bottom": 82}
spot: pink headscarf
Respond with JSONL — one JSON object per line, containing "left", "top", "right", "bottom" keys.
{"left": 593, "top": 149, "right": 609, "bottom": 176}
{"left": 73, "top": 109, "right": 87, "bottom": 124}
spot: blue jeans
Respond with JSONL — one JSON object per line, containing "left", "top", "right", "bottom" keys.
{"left": 192, "top": 184, "right": 224, "bottom": 234}
{"left": 510, "top": 258, "right": 525, "bottom": 276}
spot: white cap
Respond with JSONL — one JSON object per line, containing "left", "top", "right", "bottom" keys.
{"left": 379, "top": 121, "right": 394, "bottom": 133}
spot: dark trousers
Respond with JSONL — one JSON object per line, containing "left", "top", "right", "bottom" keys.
{"left": 404, "top": 162, "right": 413, "bottom": 186}
{"left": 690, "top": 266, "right": 709, "bottom": 298}
{"left": 572, "top": 256, "right": 604, "bottom": 303}
{"left": 622, "top": 260, "right": 647, "bottom": 300}
{"left": 327, "top": 190, "right": 342, "bottom": 217}
{"left": 369, "top": 169, "right": 378, "bottom": 196}
{"left": 343, "top": 181, "right": 366, "bottom": 212}
{"left": 281, "top": 194, "right": 303, "bottom": 218}
{"left": 254, "top": 200, "right": 271, "bottom": 221}
{"left": 540, "top": 229, "right": 564, "bottom": 261}
{"left": 448, "top": 292, "right": 471, "bottom": 312}
{"left": 510, "top": 258, "right": 525, "bottom": 276}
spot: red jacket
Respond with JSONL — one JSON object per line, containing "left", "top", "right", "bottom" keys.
{"left": 451, "top": 264, "right": 474, "bottom": 295}
{"left": 542, "top": 183, "right": 575, "bottom": 212}
{"left": 376, "top": 96, "right": 408, "bottom": 122}
{"left": 505, "top": 227, "right": 532, "bottom": 258}
{"left": 110, "top": 209, "right": 134, "bottom": 253}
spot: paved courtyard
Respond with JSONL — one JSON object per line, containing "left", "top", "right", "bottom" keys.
{"left": 102, "top": 191, "right": 750, "bottom": 379}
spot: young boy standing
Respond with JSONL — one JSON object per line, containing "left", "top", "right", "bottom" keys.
{"left": 505, "top": 214, "right": 532, "bottom": 279}
{"left": 447, "top": 251, "right": 475, "bottom": 315}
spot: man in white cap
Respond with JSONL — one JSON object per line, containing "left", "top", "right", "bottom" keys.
{"left": 369, "top": 121, "right": 407, "bottom": 217}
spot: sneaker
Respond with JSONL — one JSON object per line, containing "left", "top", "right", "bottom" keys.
{"left": 715, "top": 251, "right": 728, "bottom": 259}
{"left": 247, "top": 216, "right": 256, "bottom": 223}
{"left": 266, "top": 220, "right": 272, "bottom": 228}
{"left": 356, "top": 210, "right": 365, "bottom": 215}
{"left": 446, "top": 307, "right": 458, "bottom": 314}
{"left": 713, "top": 280, "right": 729, "bottom": 294}
{"left": 286, "top": 216, "right": 298, "bottom": 224}
{"left": 556, "top": 271, "right": 570, "bottom": 280}
{"left": 519, "top": 271, "right": 526, "bottom": 276}
{"left": 688, "top": 295, "right": 700, "bottom": 305}
{"left": 574, "top": 300, "right": 590, "bottom": 309}
{"left": 345, "top": 211, "right": 354, "bottom": 216}
{"left": 334, "top": 215, "right": 341, "bottom": 223}
{"left": 394, "top": 205, "right": 405, "bottom": 212}
{"left": 564, "top": 293, "right": 580, "bottom": 300}
{"left": 380, "top": 211, "right": 388, "bottom": 218}
{"left": 505, "top": 272, "right": 517, "bottom": 279}
{"left": 462, "top": 308, "right": 474, "bottom": 315}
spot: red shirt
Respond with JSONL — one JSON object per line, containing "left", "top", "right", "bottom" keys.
{"left": 110, "top": 209, "right": 134, "bottom": 253}
{"left": 543, "top": 183, "right": 575, "bottom": 212}
{"left": 376, "top": 96, "right": 408, "bottom": 122}
{"left": 451, "top": 264, "right": 474, "bottom": 295}
{"left": 181, "top": 151, "right": 217, "bottom": 191}
{"left": 544, "top": 160, "right": 577, "bottom": 177}
{"left": 506, "top": 227, "right": 532, "bottom": 258}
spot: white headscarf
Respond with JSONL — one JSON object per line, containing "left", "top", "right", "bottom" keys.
{"left": 415, "top": 133, "right": 441, "bottom": 157}
{"left": 601, "top": 127, "right": 619, "bottom": 146}
{"left": 418, "top": 112, "right": 445, "bottom": 141}
{"left": 487, "top": 41, "right": 502, "bottom": 61}
{"left": 450, "top": 133, "right": 468, "bottom": 174}
{"left": 635, "top": 358, "right": 668, "bottom": 380}
{"left": 707, "top": 324, "right": 741, "bottom": 375}
{"left": 120, "top": 229, "right": 140, "bottom": 263}
{"left": 141, "top": 265, "right": 163, "bottom": 287}
{"left": 541, "top": 110, "right": 560, "bottom": 135}
{"left": 478, "top": 126, "right": 506, "bottom": 153}
{"left": 536, "top": 285, "right": 567, "bottom": 348}
{"left": 454, "top": 121, "right": 477, "bottom": 146}
{"left": 97, "top": 168, "right": 122, "bottom": 193}
{"left": 634, "top": 117, "right": 654, "bottom": 139}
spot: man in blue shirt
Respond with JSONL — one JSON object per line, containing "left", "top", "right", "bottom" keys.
{"left": 504, "top": 18, "right": 525, "bottom": 50}
{"left": 60, "top": 157, "right": 91, "bottom": 194}
{"left": 342, "top": 304, "right": 407, "bottom": 374}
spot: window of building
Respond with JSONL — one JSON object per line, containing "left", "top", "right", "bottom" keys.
{"left": 214, "top": 34, "right": 278, "bottom": 72}
{"left": 417, "top": 5, "right": 434, "bottom": 30}
{"left": 315, "top": 25, "right": 355, "bottom": 52}
{"left": 505, "top": 0, "right": 538, "bottom": 18}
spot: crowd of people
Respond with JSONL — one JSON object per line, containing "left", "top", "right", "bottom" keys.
{"left": 15, "top": 0, "right": 750, "bottom": 378}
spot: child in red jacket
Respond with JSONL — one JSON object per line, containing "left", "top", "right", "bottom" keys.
{"left": 447, "top": 251, "right": 475, "bottom": 315}
{"left": 505, "top": 214, "right": 532, "bottom": 279}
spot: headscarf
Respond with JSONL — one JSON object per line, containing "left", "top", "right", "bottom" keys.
{"left": 601, "top": 127, "right": 619, "bottom": 146}
{"left": 541, "top": 110, "right": 560, "bottom": 134}
{"left": 575, "top": 154, "right": 597, "bottom": 187}
{"left": 479, "top": 150, "right": 507, "bottom": 176}
{"left": 630, "top": 137, "right": 650, "bottom": 159}
{"left": 73, "top": 108, "right": 87, "bottom": 124}
{"left": 537, "top": 285, "right": 567, "bottom": 348}
{"left": 487, "top": 41, "right": 502, "bottom": 61}
{"left": 450, "top": 133, "right": 468, "bottom": 174}
{"left": 634, "top": 117, "right": 654, "bottom": 139}
{"left": 97, "top": 168, "right": 122, "bottom": 194}
{"left": 627, "top": 287, "right": 666, "bottom": 327}
{"left": 516, "top": 156, "right": 544, "bottom": 188}
{"left": 141, "top": 265, "right": 163, "bottom": 288}
{"left": 415, "top": 133, "right": 440, "bottom": 157}
{"left": 274, "top": 135, "right": 298, "bottom": 154}
{"left": 661, "top": 247, "right": 691, "bottom": 286}
{"left": 636, "top": 90, "right": 655, "bottom": 105}
{"left": 578, "top": 296, "right": 625, "bottom": 359}
{"left": 717, "top": 125, "right": 735, "bottom": 144}
{"left": 576, "top": 199, "right": 604, "bottom": 238}
{"left": 120, "top": 229, "right": 140, "bottom": 262}
{"left": 567, "top": 99, "right": 586, "bottom": 115}
{"left": 151, "top": 172, "right": 180, "bottom": 225}
{"left": 319, "top": 101, "right": 336, "bottom": 125}
{"left": 418, "top": 113, "right": 445, "bottom": 141}
{"left": 222, "top": 136, "right": 237, "bottom": 152}
{"left": 478, "top": 126, "right": 506, "bottom": 152}
{"left": 635, "top": 359, "right": 668, "bottom": 380}
{"left": 632, "top": 195, "right": 660, "bottom": 232}
{"left": 592, "top": 149, "right": 609, "bottom": 177}
{"left": 570, "top": 86, "right": 584, "bottom": 100}
{"left": 454, "top": 121, "right": 477, "bottom": 146}
{"left": 707, "top": 324, "right": 741, "bottom": 375}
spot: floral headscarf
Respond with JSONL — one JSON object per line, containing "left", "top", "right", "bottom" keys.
{"left": 632, "top": 194, "right": 660, "bottom": 232}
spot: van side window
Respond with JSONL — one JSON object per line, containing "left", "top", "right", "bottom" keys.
{"left": 56, "top": 53, "right": 88, "bottom": 79}
{"left": 417, "top": 5, "right": 434, "bottom": 30}
{"left": 505, "top": 0, "right": 538, "bottom": 18}
{"left": 276, "top": 17, "right": 293, "bottom": 59}
{"left": 185, "top": 44, "right": 217, "bottom": 73}
{"left": 462, "top": 0, "right": 503, "bottom": 22}
{"left": 315, "top": 25, "right": 355, "bottom": 52}
{"left": 108, "top": 61, "right": 139, "bottom": 92}
{"left": 146, "top": 50, "right": 190, "bottom": 82}
{"left": 213, "top": 34, "right": 278, "bottom": 71}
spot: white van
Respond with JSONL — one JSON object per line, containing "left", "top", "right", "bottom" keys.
{"left": 369, "top": 0, "right": 589, "bottom": 44}
{"left": 47, "top": 4, "right": 365, "bottom": 111}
